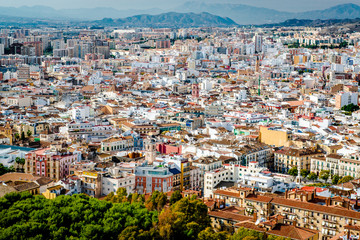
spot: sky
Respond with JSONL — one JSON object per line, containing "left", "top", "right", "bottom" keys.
{"left": 0, "top": 0, "right": 359, "bottom": 12}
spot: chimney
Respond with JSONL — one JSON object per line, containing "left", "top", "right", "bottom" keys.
{"left": 253, "top": 211, "right": 258, "bottom": 222}
{"left": 285, "top": 189, "right": 288, "bottom": 199}
{"left": 326, "top": 198, "right": 330, "bottom": 206}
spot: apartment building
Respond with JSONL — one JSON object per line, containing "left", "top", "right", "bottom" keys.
{"left": 259, "top": 126, "right": 292, "bottom": 147}
{"left": 101, "top": 166, "right": 135, "bottom": 196}
{"left": 335, "top": 91, "right": 358, "bottom": 109}
{"left": 274, "top": 147, "right": 323, "bottom": 173}
{"left": 213, "top": 187, "right": 360, "bottom": 240}
{"left": 134, "top": 166, "right": 173, "bottom": 194}
{"left": 25, "top": 148, "right": 78, "bottom": 181}
{"left": 311, "top": 154, "right": 360, "bottom": 178}
{"left": 101, "top": 136, "right": 134, "bottom": 152}
{"left": 204, "top": 162, "right": 270, "bottom": 198}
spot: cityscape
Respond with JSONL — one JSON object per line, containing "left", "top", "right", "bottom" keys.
{"left": 2, "top": 1, "right": 360, "bottom": 240}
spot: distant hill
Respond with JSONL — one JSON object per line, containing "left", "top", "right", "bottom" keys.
{"left": 174, "top": 2, "right": 290, "bottom": 25}
{"left": 1, "top": 3, "right": 360, "bottom": 25}
{"left": 93, "top": 12, "right": 238, "bottom": 28}
{"left": 295, "top": 3, "right": 360, "bottom": 21}
{"left": 258, "top": 18, "right": 360, "bottom": 28}
{"left": 174, "top": 2, "right": 360, "bottom": 25}
{"left": 0, "top": 5, "right": 164, "bottom": 20}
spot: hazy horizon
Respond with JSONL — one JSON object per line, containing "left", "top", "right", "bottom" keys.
{"left": 0, "top": 0, "right": 360, "bottom": 12}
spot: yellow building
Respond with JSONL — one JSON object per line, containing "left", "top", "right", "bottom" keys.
{"left": 259, "top": 126, "right": 291, "bottom": 147}
{"left": 42, "top": 185, "right": 63, "bottom": 199}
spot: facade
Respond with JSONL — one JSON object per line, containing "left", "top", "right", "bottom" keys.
{"left": 101, "top": 167, "right": 136, "bottom": 196}
{"left": 274, "top": 147, "right": 323, "bottom": 173}
{"left": 335, "top": 91, "right": 358, "bottom": 109}
{"left": 101, "top": 136, "right": 134, "bottom": 152}
{"left": 25, "top": 148, "right": 78, "bottom": 181}
{"left": 79, "top": 170, "right": 102, "bottom": 198}
{"left": 134, "top": 166, "right": 173, "bottom": 194}
{"left": 311, "top": 154, "right": 360, "bottom": 178}
{"left": 213, "top": 187, "right": 360, "bottom": 240}
{"left": 259, "top": 126, "right": 291, "bottom": 147}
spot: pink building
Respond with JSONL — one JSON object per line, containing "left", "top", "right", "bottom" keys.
{"left": 157, "top": 143, "right": 182, "bottom": 155}
{"left": 192, "top": 83, "right": 199, "bottom": 98}
{"left": 25, "top": 148, "right": 78, "bottom": 181}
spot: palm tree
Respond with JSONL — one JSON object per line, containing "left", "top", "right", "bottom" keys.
{"left": 15, "top": 157, "right": 25, "bottom": 172}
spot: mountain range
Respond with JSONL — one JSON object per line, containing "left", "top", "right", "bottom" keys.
{"left": 93, "top": 12, "right": 237, "bottom": 28}
{"left": 174, "top": 2, "right": 360, "bottom": 24}
{"left": 1, "top": 3, "right": 360, "bottom": 26}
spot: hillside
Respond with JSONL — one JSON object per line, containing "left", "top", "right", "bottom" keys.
{"left": 93, "top": 12, "right": 238, "bottom": 28}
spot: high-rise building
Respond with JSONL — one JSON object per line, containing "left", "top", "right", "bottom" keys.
{"left": 335, "top": 91, "right": 358, "bottom": 109}
{"left": 253, "top": 33, "right": 262, "bottom": 53}
{"left": 95, "top": 46, "right": 110, "bottom": 59}
{"left": 156, "top": 39, "right": 171, "bottom": 49}
{"left": 17, "top": 65, "right": 30, "bottom": 81}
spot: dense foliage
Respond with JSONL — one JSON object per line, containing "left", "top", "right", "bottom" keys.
{"left": 0, "top": 190, "right": 214, "bottom": 240}
{"left": 341, "top": 103, "right": 359, "bottom": 112}
{"left": 0, "top": 163, "right": 14, "bottom": 175}
{"left": 0, "top": 192, "right": 158, "bottom": 240}
{"left": 338, "top": 175, "right": 354, "bottom": 184}
{"left": 0, "top": 190, "right": 298, "bottom": 240}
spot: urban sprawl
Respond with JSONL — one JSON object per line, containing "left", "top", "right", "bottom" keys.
{"left": 1, "top": 26, "right": 360, "bottom": 240}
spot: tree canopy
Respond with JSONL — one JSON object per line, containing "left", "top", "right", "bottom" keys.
{"left": 338, "top": 175, "right": 354, "bottom": 184}
{"left": 0, "top": 192, "right": 157, "bottom": 240}
{"left": 0, "top": 191, "right": 214, "bottom": 240}
{"left": 341, "top": 103, "right": 359, "bottom": 112}
{"left": 288, "top": 167, "right": 298, "bottom": 177}
{"left": 319, "top": 170, "right": 330, "bottom": 182}
{"left": 307, "top": 172, "right": 317, "bottom": 181}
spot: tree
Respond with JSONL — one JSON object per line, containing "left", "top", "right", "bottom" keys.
{"left": 338, "top": 175, "right": 354, "bottom": 184}
{"left": 27, "top": 130, "right": 32, "bottom": 138}
{"left": 21, "top": 132, "right": 25, "bottom": 141}
{"left": 231, "top": 227, "right": 265, "bottom": 240}
{"left": 0, "top": 163, "right": 8, "bottom": 175}
{"left": 339, "top": 41, "right": 348, "bottom": 49}
{"left": 14, "top": 133, "right": 19, "bottom": 140}
{"left": 268, "top": 235, "right": 291, "bottom": 240}
{"left": 0, "top": 192, "right": 158, "bottom": 240}
{"left": 158, "top": 197, "right": 211, "bottom": 240}
{"left": 307, "top": 172, "right": 318, "bottom": 181}
{"left": 288, "top": 167, "right": 298, "bottom": 177}
{"left": 332, "top": 174, "right": 340, "bottom": 185}
{"left": 145, "top": 191, "right": 167, "bottom": 211}
{"left": 341, "top": 103, "right": 359, "bottom": 112}
{"left": 170, "top": 190, "right": 183, "bottom": 205}
{"left": 198, "top": 227, "right": 228, "bottom": 240}
{"left": 319, "top": 170, "right": 330, "bottom": 182}
{"left": 300, "top": 169, "right": 309, "bottom": 178}
{"left": 15, "top": 157, "right": 25, "bottom": 172}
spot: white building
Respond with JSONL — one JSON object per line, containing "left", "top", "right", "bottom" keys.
{"left": 101, "top": 166, "right": 136, "bottom": 196}
{"left": 335, "top": 91, "right": 358, "bottom": 109}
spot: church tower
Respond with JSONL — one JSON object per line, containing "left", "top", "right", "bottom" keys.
{"left": 192, "top": 81, "right": 199, "bottom": 99}
{"left": 4, "top": 122, "right": 12, "bottom": 144}
{"left": 144, "top": 138, "right": 156, "bottom": 165}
